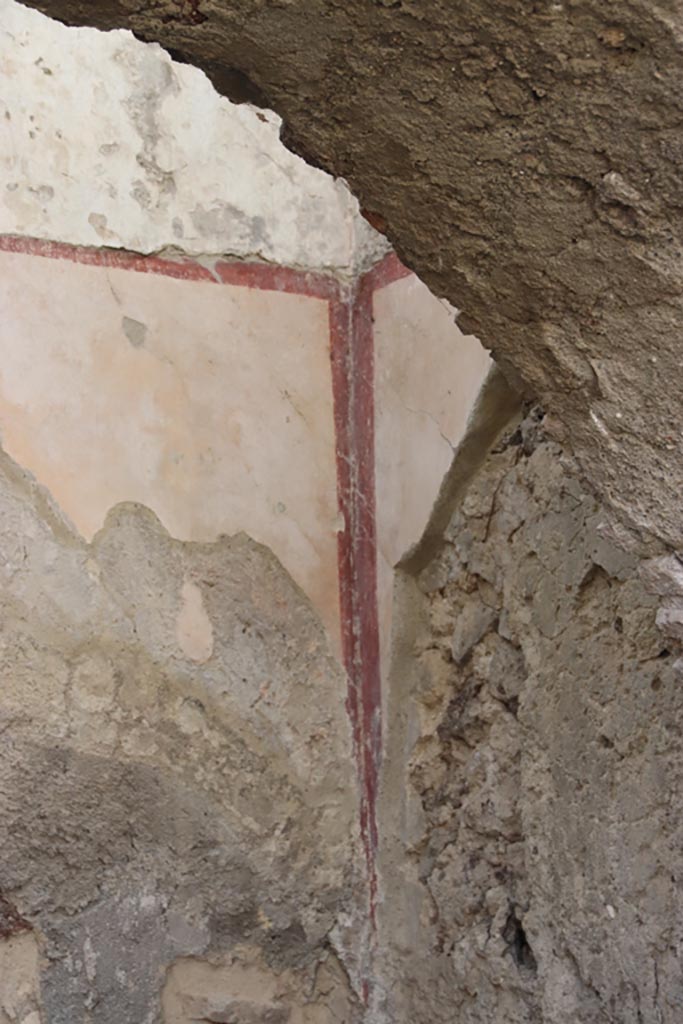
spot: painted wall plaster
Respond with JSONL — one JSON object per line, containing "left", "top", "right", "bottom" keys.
{"left": 0, "top": 4, "right": 498, "bottom": 1018}
{"left": 0, "top": 246, "right": 341, "bottom": 642}
{"left": 0, "top": 0, "right": 386, "bottom": 272}
{"left": 373, "top": 272, "right": 492, "bottom": 675}
{"left": 0, "top": 238, "right": 489, "bottom": 667}
{"left": 0, "top": 231, "right": 491, "bottom": 1018}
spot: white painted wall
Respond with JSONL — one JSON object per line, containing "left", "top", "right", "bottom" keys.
{"left": 0, "top": 0, "right": 386, "bottom": 272}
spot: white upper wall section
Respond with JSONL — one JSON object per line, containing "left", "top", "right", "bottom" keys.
{"left": 0, "top": 0, "right": 386, "bottom": 272}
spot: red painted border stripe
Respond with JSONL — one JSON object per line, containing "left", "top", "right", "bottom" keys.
{"left": 329, "top": 253, "right": 408, "bottom": 931}
{"left": 0, "top": 234, "right": 339, "bottom": 301}
{"left": 363, "top": 250, "right": 412, "bottom": 291}
{"left": 0, "top": 234, "right": 412, "bottom": 998}
{"left": 329, "top": 280, "right": 381, "bottom": 917}
{"left": 352, "top": 269, "right": 382, "bottom": 904}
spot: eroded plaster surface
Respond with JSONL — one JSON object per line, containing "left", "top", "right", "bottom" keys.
{"left": 162, "top": 948, "right": 359, "bottom": 1024}
{"left": 0, "top": 447, "right": 363, "bottom": 1022}
{"left": 21, "top": 0, "right": 683, "bottom": 553}
{"left": 0, "top": 932, "right": 42, "bottom": 1024}
{"left": 0, "top": 0, "right": 385, "bottom": 272}
{"left": 378, "top": 411, "right": 682, "bottom": 1023}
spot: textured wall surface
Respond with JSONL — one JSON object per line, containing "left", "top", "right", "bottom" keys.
{"left": 0, "top": 447, "right": 363, "bottom": 1023}
{"left": 21, "top": 0, "right": 683, "bottom": 550}
{"left": 378, "top": 411, "right": 683, "bottom": 1023}
{"left": 5, "top": 2, "right": 683, "bottom": 1021}
{"left": 0, "top": 0, "right": 385, "bottom": 271}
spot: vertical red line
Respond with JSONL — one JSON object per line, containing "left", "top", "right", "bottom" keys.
{"left": 350, "top": 269, "right": 382, "bottom": 877}
{"left": 329, "top": 254, "right": 411, "bottom": 1005}
{"left": 329, "top": 269, "right": 382, "bottom": 994}
{"left": 1, "top": 232, "right": 406, "bottom": 1001}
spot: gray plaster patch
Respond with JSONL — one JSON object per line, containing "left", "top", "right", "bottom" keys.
{"left": 28, "top": 184, "right": 54, "bottom": 202}
{"left": 121, "top": 316, "right": 147, "bottom": 348}
{"left": 130, "top": 181, "right": 152, "bottom": 209}
{"left": 190, "top": 201, "right": 270, "bottom": 249}
{"left": 87, "top": 212, "right": 115, "bottom": 241}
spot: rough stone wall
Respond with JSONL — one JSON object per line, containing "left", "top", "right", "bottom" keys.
{"left": 378, "top": 412, "right": 683, "bottom": 1023}
{"left": 0, "top": 447, "right": 362, "bottom": 1023}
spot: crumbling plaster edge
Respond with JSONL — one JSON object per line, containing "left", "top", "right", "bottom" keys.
{"left": 0, "top": 231, "right": 379, "bottom": 290}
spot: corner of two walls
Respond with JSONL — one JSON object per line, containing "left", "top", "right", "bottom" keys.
{"left": 0, "top": 3, "right": 494, "bottom": 1021}
{"left": 3, "top": 6, "right": 681, "bottom": 1024}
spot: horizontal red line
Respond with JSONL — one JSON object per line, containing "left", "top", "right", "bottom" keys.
{"left": 0, "top": 228, "right": 413, "bottom": 996}
{"left": 0, "top": 234, "right": 341, "bottom": 301}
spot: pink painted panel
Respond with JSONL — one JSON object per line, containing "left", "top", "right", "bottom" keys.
{"left": 0, "top": 247, "right": 341, "bottom": 644}
{"left": 373, "top": 270, "right": 492, "bottom": 673}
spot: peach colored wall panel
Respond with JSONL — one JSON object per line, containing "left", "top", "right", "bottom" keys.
{"left": 0, "top": 248, "right": 341, "bottom": 644}
{"left": 373, "top": 272, "right": 492, "bottom": 671}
